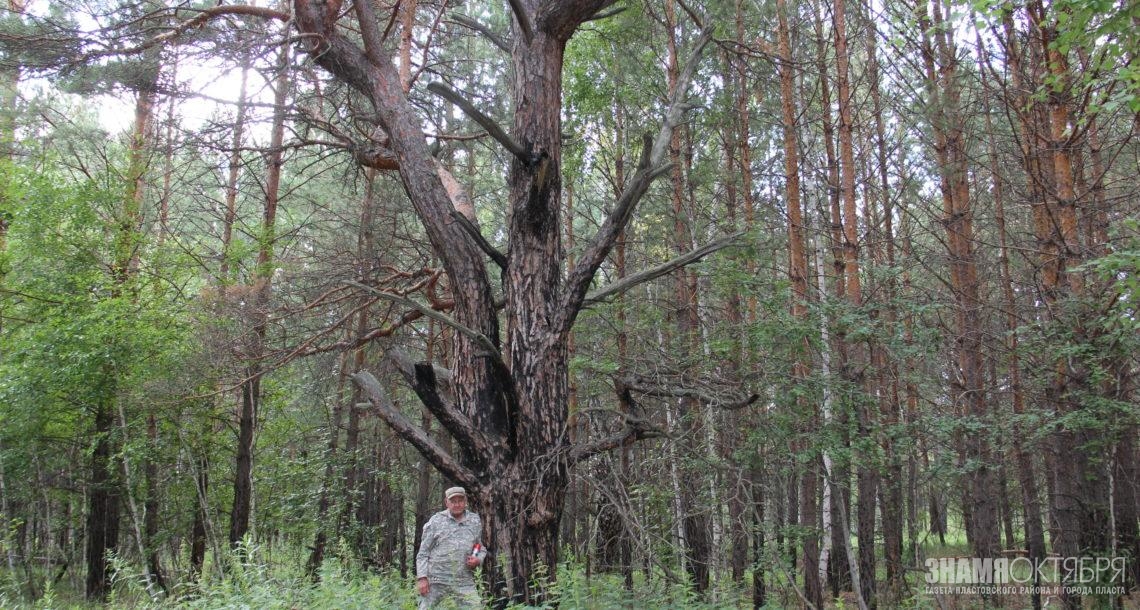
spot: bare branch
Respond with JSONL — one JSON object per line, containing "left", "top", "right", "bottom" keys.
{"left": 426, "top": 82, "right": 528, "bottom": 162}
{"left": 352, "top": 0, "right": 387, "bottom": 67}
{"left": 620, "top": 373, "right": 759, "bottom": 411}
{"left": 353, "top": 143, "right": 400, "bottom": 170}
{"left": 569, "top": 385, "right": 668, "bottom": 465}
{"left": 352, "top": 371, "right": 478, "bottom": 488}
{"left": 569, "top": 421, "right": 667, "bottom": 465}
{"left": 407, "top": 363, "right": 502, "bottom": 455}
{"left": 585, "top": 6, "right": 627, "bottom": 22}
{"left": 507, "top": 0, "right": 534, "bottom": 44}
{"left": 536, "top": 0, "right": 617, "bottom": 40}
{"left": 674, "top": 0, "right": 707, "bottom": 29}
{"left": 451, "top": 211, "right": 507, "bottom": 271}
{"left": 386, "top": 348, "right": 453, "bottom": 398}
{"left": 451, "top": 14, "right": 511, "bottom": 53}
{"left": 343, "top": 280, "right": 501, "bottom": 358}
{"left": 648, "top": 27, "right": 713, "bottom": 163}
{"left": 560, "top": 26, "right": 713, "bottom": 333}
{"left": 83, "top": 5, "right": 289, "bottom": 60}
{"left": 583, "top": 231, "right": 743, "bottom": 307}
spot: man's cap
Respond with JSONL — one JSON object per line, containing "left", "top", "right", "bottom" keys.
{"left": 445, "top": 486, "right": 467, "bottom": 500}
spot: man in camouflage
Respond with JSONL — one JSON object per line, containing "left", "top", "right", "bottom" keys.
{"left": 416, "top": 486, "right": 487, "bottom": 608}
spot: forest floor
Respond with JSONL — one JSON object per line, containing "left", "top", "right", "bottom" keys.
{"left": 2, "top": 542, "right": 1138, "bottom": 609}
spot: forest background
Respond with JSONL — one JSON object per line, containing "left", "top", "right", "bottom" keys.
{"left": 0, "top": 0, "right": 1137, "bottom": 608}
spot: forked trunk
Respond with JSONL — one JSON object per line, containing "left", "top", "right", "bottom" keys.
{"left": 295, "top": 0, "right": 712, "bottom": 603}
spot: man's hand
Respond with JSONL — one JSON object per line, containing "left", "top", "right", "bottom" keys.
{"left": 417, "top": 577, "right": 430, "bottom": 596}
{"left": 465, "top": 555, "right": 480, "bottom": 569}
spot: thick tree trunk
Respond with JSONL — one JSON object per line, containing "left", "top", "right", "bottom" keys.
{"left": 296, "top": 0, "right": 709, "bottom": 602}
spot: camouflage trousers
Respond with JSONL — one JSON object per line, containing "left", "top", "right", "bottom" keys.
{"left": 417, "top": 581, "right": 481, "bottom": 609}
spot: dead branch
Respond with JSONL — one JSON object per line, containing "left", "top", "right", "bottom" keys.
{"left": 426, "top": 82, "right": 528, "bottom": 162}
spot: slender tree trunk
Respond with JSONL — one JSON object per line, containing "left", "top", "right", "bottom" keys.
{"left": 306, "top": 349, "right": 351, "bottom": 578}
{"left": 999, "top": 465, "right": 1016, "bottom": 550}
{"left": 85, "top": 383, "right": 121, "bottom": 601}
{"left": 113, "top": 400, "right": 159, "bottom": 599}
{"left": 989, "top": 16, "right": 1048, "bottom": 606}
{"left": 0, "top": 0, "right": 25, "bottom": 263}
{"left": 725, "top": 1, "right": 750, "bottom": 587}
{"left": 980, "top": 21, "right": 1046, "bottom": 607}
{"left": 751, "top": 464, "right": 766, "bottom": 609}
{"left": 0, "top": 441, "right": 15, "bottom": 576}
{"left": 776, "top": 0, "right": 820, "bottom": 604}
{"left": 0, "top": 0, "right": 27, "bottom": 315}
{"left": 188, "top": 453, "right": 208, "bottom": 581}
{"left": 398, "top": 0, "right": 417, "bottom": 93}
{"left": 917, "top": 0, "right": 1000, "bottom": 574}
{"left": 1113, "top": 424, "right": 1140, "bottom": 591}
{"left": 865, "top": 14, "right": 904, "bottom": 602}
{"left": 341, "top": 172, "right": 377, "bottom": 558}
{"left": 229, "top": 31, "right": 290, "bottom": 551}
{"left": 219, "top": 51, "right": 251, "bottom": 284}
{"left": 228, "top": 376, "right": 258, "bottom": 549}
{"left": 664, "top": 0, "right": 710, "bottom": 593}
{"left": 142, "top": 412, "right": 165, "bottom": 593}
{"left": 812, "top": 0, "right": 850, "bottom": 597}
{"left": 1017, "top": 6, "right": 1096, "bottom": 608}
{"left": 87, "top": 70, "right": 157, "bottom": 598}
{"left": 833, "top": 0, "right": 876, "bottom": 605}
{"left": 591, "top": 87, "right": 635, "bottom": 586}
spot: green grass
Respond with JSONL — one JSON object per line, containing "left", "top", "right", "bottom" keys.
{"left": 1, "top": 532, "right": 1134, "bottom": 609}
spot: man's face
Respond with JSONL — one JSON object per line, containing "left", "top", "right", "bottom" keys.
{"left": 446, "top": 494, "right": 467, "bottom": 517}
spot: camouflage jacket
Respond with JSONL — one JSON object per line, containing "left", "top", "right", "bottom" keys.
{"left": 416, "top": 509, "right": 486, "bottom": 583}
